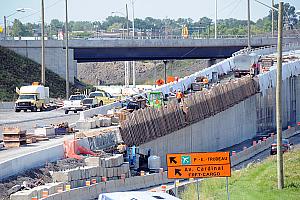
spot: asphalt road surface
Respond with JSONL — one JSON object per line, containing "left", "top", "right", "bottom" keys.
{"left": 0, "top": 109, "right": 79, "bottom": 139}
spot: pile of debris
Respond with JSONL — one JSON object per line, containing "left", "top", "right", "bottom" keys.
{"left": 0, "top": 158, "right": 84, "bottom": 200}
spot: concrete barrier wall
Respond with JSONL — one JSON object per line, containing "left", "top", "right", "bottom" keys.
{"left": 139, "top": 94, "right": 257, "bottom": 168}
{"left": 79, "top": 102, "right": 122, "bottom": 121}
{"left": 0, "top": 143, "right": 64, "bottom": 180}
{"left": 14, "top": 172, "right": 174, "bottom": 200}
{"left": 0, "top": 102, "right": 14, "bottom": 109}
{"left": 231, "top": 126, "right": 299, "bottom": 167}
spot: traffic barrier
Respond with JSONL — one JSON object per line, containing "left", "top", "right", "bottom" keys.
{"left": 42, "top": 190, "right": 49, "bottom": 198}
{"left": 161, "top": 185, "right": 167, "bottom": 193}
{"left": 86, "top": 181, "right": 91, "bottom": 186}
{"left": 91, "top": 179, "right": 97, "bottom": 184}
{"left": 65, "top": 184, "right": 71, "bottom": 191}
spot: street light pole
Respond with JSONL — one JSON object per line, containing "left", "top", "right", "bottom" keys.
{"left": 215, "top": 0, "right": 217, "bottom": 39}
{"left": 4, "top": 16, "right": 6, "bottom": 40}
{"left": 131, "top": 0, "right": 136, "bottom": 87}
{"left": 247, "top": 0, "right": 251, "bottom": 49}
{"left": 41, "top": 0, "right": 46, "bottom": 85}
{"left": 272, "top": 0, "right": 274, "bottom": 37}
{"left": 65, "top": 0, "right": 70, "bottom": 98}
{"left": 276, "top": 1, "right": 284, "bottom": 190}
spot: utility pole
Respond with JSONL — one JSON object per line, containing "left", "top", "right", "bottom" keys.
{"left": 272, "top": 0, "right": 274, "bottom": 37}
{"left": 125, "top": 4, "right": 130, "bottom": 87}
{"left": 163, "top": 60, "right": 168, "bottom": 85}
{"left": 131, "top": 0, "right": 136, "bottom": 87}
{"left": 65, "top": 0, "right": 70, "bottom": 98}
{"left": 126, "top": 4, "right": 129, "bottom": 37}
{"left": 41, "top": 0, "right": 46, "bottom": 85}
{"left": 276, "top": 1, "right": 284, "bottom": 190}
{"left": 4, "top": 16, "right": 6, "bottom": 40}
{"left": 247, "top": 0, "right": 251, "bottom": 49}
{"left": 214, "top": 0, "right": 217, "bottom": 39}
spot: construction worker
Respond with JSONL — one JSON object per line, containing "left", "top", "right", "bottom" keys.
{"left": 176, "top": 89, "right": 184, "bottom": 103}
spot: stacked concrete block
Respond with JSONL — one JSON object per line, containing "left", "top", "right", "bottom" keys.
{"left": 99, "top": 117, "right": 112, "bottom": 127}
{"left": 10, "top": 189, "right": 37, "bottom": 200}
{"left": 94, "top": 118, "right": 101, "bottom": 128}
{"left": 34, "top": 127, "right": 55, "bottom": 138}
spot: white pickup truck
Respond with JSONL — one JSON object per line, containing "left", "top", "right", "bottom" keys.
{"left": 63, "top": 94, "right": 86, "bottom": 114}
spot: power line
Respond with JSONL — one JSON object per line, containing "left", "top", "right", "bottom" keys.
{"left": 225, "top": 0, "right": 243, "bottom": 19}
{"left": 18, "top": 0, "right": 64, "bottom": 20}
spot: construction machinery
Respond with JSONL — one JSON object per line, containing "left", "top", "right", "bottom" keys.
{"left": 148, "top": 91, "right": 164, "bottom": 108}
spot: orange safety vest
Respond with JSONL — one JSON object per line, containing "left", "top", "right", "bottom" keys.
{"left": 176, "top": 91, "right": 183, "bottom": 99}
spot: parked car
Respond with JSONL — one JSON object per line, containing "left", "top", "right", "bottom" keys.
{"left": 270, "top": 139, "right": 293, "bottom": 155}
{"left": 82, "top": 98, "right": 98, "bottom": 109}
{"left": 63, "top": 94, "right": 86, "bottom": 114}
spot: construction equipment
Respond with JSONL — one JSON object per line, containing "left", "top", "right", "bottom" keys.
{"left": 15, "top": 82, "right": 49, "bottom": 112}
{"left": 191, "top": 76, "right": 209, "bottom": 91}
{"left": 148, "top": 91, "right": 164, "bottom": 108}
{"left": 231, "top": 53, "right": 260, "bottom": 78}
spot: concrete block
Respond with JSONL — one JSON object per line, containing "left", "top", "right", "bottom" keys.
{"left": 124, "top": 177, "right": 135, "bottom": 191}
{"left": 97, "top": 167, "right": 104, "bottom": 177}
{"left": 85, "top": 157, "right": 100, "bottom": 167}
{"left": 144, "top": 174, "right": 155, "bottom": 188}
{"left": 42, "top": 192, "right": 62, "bottom": 200}
{"left": 100, "top": 117, "right": 111, "bottom": 127}
{"left": 114, "top": 179, "right": 125, "bottom": 192}
{"left": 96, "top": 182, "right": 106, "bottom": 194}
{"left": 52, "top": 171, "right": 69, "bottom": 183}
{"left": 106, "top": 168, "right": 113, "bottom": 178}
{"left": 153, "top": 173, "right": 163, "bottom": 186}
{"left": 88, "top": 119, "right": 96, "bottom": 129}
{"left": 90, "top": 167, "right": 97, "bottom": 177}
{"left": 113, "top": 167, "right": 118, "bottom": 177}
{"left": 94, "top": 118, "right": 101, "bottom": 128}
{"left": 68, "top": 188, "right": 80, "bottom": 200}
{"left": 34, "top": 127, "right": 55, "bottom": 138}
{"left": 89, "top": 184, "right": 98, "bottom": 199}
{"left": 10, "top": 189, "right": 37, "bottom": 200}
{"left": 76, "top": 120, "right": 92, "bottom": 130}
{"left": 105, "top": 180, "right": 116, "bottom": 193}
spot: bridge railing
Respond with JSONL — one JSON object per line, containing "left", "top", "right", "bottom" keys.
{"left": 232, "top": 42, "right": 300, "bottom": 57}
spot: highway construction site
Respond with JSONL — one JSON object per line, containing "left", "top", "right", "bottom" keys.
{"left": 1, "top": 46, "right": 300, "bottom": 199}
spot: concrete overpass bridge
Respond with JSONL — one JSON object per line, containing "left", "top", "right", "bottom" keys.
{"left": 1, "top": 37, "right": 300, "bottom": 81}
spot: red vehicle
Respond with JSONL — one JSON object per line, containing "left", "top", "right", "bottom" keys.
{"left": 270, "top": 139, "right": 292, "bottom": 155}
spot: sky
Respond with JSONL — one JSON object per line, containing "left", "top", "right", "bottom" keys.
{"left": 1, "top": 0, "right": 300, "bottom": 25}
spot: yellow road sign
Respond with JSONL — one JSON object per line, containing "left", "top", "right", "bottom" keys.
{"left": 0, "top": 26, "right": 3, "bottom": 33}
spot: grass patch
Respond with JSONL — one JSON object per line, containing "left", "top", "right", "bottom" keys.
{"left": 181, "top": 149, "right": 300, "bottom": 200}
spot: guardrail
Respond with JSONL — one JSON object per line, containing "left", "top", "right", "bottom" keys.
{"left": 231, "top": 126, "right": 300, "bottom": 167}
{"left": 232, "top": 42, "right": 300, "bottom": 57}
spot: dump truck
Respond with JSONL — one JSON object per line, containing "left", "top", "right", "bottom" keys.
{"left": 15, "top": 82, "right": 49, "bottom": 112}
{"left": 231, "top": 53, "right": 260, "bottom": 78}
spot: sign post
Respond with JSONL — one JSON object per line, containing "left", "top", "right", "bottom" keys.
{"left": 226, "top": 177, "right": 230, "bottom": 200}
{"left": 196, "top": 179, "right": 200, "bottom": 200}
{"left": 167, "top": 152, "right": 231, "bottom": 198}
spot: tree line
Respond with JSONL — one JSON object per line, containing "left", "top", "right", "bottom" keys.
{"left": 9, "top": 3, "right": 299, "bottom": 38}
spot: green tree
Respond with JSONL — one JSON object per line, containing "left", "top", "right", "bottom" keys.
{"left": 11, "top": 19, "right": 27, "bottom": 37}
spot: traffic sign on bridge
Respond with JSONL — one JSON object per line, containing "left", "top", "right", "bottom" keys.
{"left": 167, "top": 152, "right": 231, "bottom": 179}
